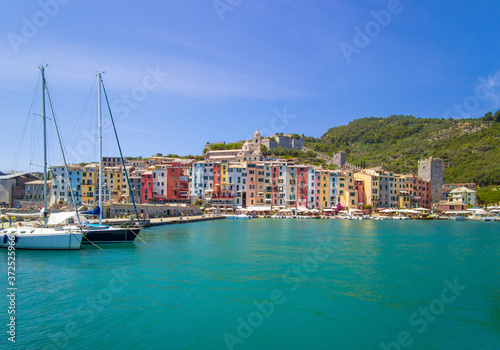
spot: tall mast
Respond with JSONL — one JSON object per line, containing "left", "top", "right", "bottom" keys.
{"left": 101, "top": 78, "right": 141, "bottom": 223}
{"left": 45, "top": 78, "right": 82, "bottom": 226}
{"left": 40, "top": 65, "right": 48, "bottom": 227}
{"left": 97, "top": 72, "right": 103, "bottom": 225}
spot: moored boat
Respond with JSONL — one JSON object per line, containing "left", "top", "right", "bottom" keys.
{"left": 412, "top": 213, "right": 433, "bottom": 220}
{"left": 449, "top": 215, "right": 466, "bottom": 221}
{"left": 224, "top": 214, "right": 252, "bottom": 220}
{"left": 467, "top": 209, "right": 495, "bottom": 222}
{"left": 77, "top": 73, "right": 143, "bottom": 244}
{"left": 0, "top": 227, "right": 82, "bottom": 250}
{"left": 0, "top": 66, "right": 83, "bottom": 250}
{"left": 372, "top": 215, "right": 391, "bottom": 220}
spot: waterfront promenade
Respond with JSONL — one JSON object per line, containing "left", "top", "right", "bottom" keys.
{"left": 101, "top": 214, "right": 225, "bottom": 227}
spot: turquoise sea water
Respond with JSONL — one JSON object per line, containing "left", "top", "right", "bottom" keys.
{"left": 2, "top": 219, "right": 500, "bottom": 350}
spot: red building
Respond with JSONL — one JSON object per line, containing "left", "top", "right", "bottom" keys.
{"left": 402, "top": 175, "right": 431, "bottom": 209}
{"left": 354, "top": 179, "right": 366, "bottom": 210}
{"left": 165, "top": 163, "right": 190, "bottom": 202}
{"left": 411, "top": 176, "right": 431, "bottom": 209}
{"left": 439, "top": 202, "right": 467, "bottom": 211}
{"left": 140, "top": 171, "right": 153, "bottom": 203}
{"left": 141, "top": 163, "right": 190, "bottom": 204}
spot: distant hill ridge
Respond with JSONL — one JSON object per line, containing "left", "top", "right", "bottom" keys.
{"left": 304, "top": 111, "right": 500, "bottom": 186}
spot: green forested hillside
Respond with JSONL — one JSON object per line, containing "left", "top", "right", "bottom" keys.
{"left": 305, "top": 112, "right": 500, "bottom": 186}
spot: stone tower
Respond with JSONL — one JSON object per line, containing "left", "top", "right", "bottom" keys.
{"left": 332, "top": 151, "right": 346, "bottom": 167}
{"left": 252, "top": 129, "right": 261, "bottom": 152}
{"left": 418, "top": 157, "right": 444, "bottom": 203}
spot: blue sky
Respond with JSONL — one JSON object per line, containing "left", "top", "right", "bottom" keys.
{"left": 1, "top": 0, "right": 499, "bottom": 172}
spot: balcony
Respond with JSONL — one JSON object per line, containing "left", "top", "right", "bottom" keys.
{"left": 212, "top": 194, "right": 235, "bottom": 199}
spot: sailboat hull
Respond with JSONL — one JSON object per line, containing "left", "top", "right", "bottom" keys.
{"left": 78, "top": 226, "right": 141, "bottom": 244}
{"left": 0, "top": 227, "right": 82, "bottom": 250}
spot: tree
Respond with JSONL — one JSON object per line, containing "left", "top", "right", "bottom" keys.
{"left": 483, "top": 111, "right": 493, "bottom": 121}
{"left": 494, "top": 110, "right": 500, "bottom": 123}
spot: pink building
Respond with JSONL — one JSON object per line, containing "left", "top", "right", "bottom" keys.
{"left": 296, "top": 165, "right": 309, "bottom": 209}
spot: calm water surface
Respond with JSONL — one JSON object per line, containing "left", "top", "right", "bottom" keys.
{"left": 1, "top": 220, "right": 500, "bottom": 350}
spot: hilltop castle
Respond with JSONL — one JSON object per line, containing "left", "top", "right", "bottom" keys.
{"left": 261, "top": 133, "right": 304, "bottom": 150}
{"left": 204, "top": 130, "right": 305, "bottom": 162}
{"left": 204, "top": 130, "right": 263, "bottom": 162}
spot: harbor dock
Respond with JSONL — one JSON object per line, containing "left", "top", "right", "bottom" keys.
{"left": 101, "top": 215, "right": 225, "bottom": 227}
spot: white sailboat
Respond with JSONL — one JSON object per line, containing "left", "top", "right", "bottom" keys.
{"left": 0, "top": 66, "right": 82, "bottom": 250}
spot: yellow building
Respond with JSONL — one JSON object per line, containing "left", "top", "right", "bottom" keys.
{"left": 355, "top": 171, "right": 379, "bottom": 207}
{"left": 82, "top": 164, "right": 129, "bottom": 204}
{"left": 81, "top": 164, "right": 98, "bottom": 204}
{"left": 339, "top": 170, "right": 358, "bottom": 209}
{"left": 398, "top": 190, "right": 411, "bottom": 208}
{"left": 319, "top": 170, "right": 330, "bottom": 208}
{"left": 220, "top": 160, "right": 230, "bottom": 196}
{"left": 103, "top": 167, "right": 123, "bottom": 203}
{"left": 120, "top": 166, "right": 135, "bottom": 200}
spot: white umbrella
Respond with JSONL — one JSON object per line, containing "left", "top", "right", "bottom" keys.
{"left": 405, "top": 210, "right": 419, "bottom": 214}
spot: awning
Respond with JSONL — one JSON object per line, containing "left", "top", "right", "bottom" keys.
{"left": 402, "top": 210, "right": 419, "bottom": 214}
{"left": 246, "top": 206, "right": 271, "bottom": 211}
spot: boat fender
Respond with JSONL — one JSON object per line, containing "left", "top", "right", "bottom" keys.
{"left": 2, "top": 234, "right": 7, "bottom": 244}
